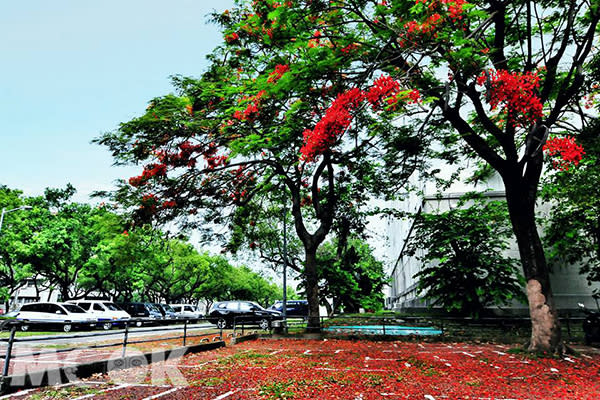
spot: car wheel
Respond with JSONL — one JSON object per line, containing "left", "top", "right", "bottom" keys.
{"left": 216, "top": 318, "right": 228, "bottom": 329}
{"left": 135, "top": 320, "right": 143, "bottom": 327}
{"left": 20, "top": 324, "right": 29, "bottom": 332}
{"left": 63, "top": 324, "right": 72, "bottom": 333}
{"left": 102, "top": 322, "right": 112, "bottom": 330}
{"left": 259, "top": 318, "right": 270, "bottom": 330}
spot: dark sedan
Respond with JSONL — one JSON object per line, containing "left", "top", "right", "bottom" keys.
{"left": 207, "top": 301, "right": 282, "bottom": 330}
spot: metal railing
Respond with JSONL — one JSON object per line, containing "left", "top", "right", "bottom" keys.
{"left": 0, "top": 317, "right": 223, "bottom": 378}
{"left": 231, "top": 313, "right": 587, "bottom": 341}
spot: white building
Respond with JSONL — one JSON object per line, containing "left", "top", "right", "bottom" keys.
{"left": 384, "top": 172, "right": 600, "bottom": 315}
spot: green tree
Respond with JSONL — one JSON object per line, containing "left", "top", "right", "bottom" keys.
{"left": 316, "top": 238, "right": 386, "bottom": 315}
{"left": 541, "top": 120, "right": 600, "bottom": 296}
{"left": 407, "top": 196, "right": 525, "bottom": 318}
{"left": 0, "top": 186, "right": 35, "bottom": 309}
{"left": 95, "top": 1, "right": 423, "bottom": 331}
{"left": 27, "top": 186, "right": 103, "bottom": 300}
{"left": 225, "top": 0, "right": 597, "bottom": 353}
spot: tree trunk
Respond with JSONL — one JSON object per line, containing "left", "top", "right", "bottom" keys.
{"left": 504, "top": 179, "right": 563, "bottom": 353}
{"left": 304, "top": 248, "right": 321, "bottom": 332}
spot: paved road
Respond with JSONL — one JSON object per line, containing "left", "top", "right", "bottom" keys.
{"left": 5, "top": 322, "right": 217, "bottom": 347}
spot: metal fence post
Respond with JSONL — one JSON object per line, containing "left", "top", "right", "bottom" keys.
{"left": 2, "top": 325, "right": 17, "bottom": 377}
{"left": 183, "top": 319, "right": 188, "bottom": 347}
{"left": 122, "top": 321, "right": 129, "bottom": 358}
{"left": 382, "top": 318, "right": 386, "bottom": 335}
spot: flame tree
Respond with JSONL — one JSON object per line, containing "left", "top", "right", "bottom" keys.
{"left": 96, "top": 1, "right": 426, "bottom": 331}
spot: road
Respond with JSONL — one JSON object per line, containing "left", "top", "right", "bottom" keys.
{"left": 1, "top": 322, "right": 217, "bottom": 347}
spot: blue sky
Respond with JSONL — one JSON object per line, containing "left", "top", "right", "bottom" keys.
{"left": 0, "top": 0, "right": 234, "bottom": 203}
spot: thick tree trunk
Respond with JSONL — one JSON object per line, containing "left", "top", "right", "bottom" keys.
{"left": 504, "top": 179, "right": 563, "bottom": 353}
{"left": 304, "top": 248, "right": 321, "bottom": 332}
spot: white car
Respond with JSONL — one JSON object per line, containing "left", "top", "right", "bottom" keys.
{"left": 170, "top": 304, "right": 203, "bottom": 320}
{"left": 69, "top": 300, "right": 131, "bottom": 330}
{"left": 15, "top": 302, "right": 97, "bottom": 332}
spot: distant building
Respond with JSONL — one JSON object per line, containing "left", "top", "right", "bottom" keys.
{"left": 385, "top": 173, "right": 600, "bottom": 315}
{"left": 4, "top": 278, "right": 59, "bottom": 312}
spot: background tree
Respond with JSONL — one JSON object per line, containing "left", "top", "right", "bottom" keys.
{"left": 541, "top": 120, "right": 600, "bottom": 297}
{"left": 315, "top": 237, "right": 386, "bottom": 315}
{"left": 27, "top": 186, "right": 103, "bottom": 300}
{"left": 0, "top": 186, "right": 35, "bottom": 310}
{"left": 406, "top": 195, "right": 525, "bottom": 317}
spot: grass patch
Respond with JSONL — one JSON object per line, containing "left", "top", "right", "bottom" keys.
{"left": 0, "top": 330, "right": 67, "bottom": 338}
{"left": 29, "top": 384, "right": 106, "bottom": 399}
{"left": 258, "top": 381, "right": 296, "bottom": 399}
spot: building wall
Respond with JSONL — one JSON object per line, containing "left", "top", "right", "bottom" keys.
{"left": 385, "top": 174, "right": 600, "bottom": 314}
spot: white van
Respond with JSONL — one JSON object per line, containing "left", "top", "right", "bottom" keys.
{"left": 16, "top": 302, "right": 97, "bottom": 332}
{"left": 69, "top": 300, "right": 131, "bottom": 330}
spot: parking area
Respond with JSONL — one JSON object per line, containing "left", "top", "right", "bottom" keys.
{"left": 6, "top": 338, "right": 600, "bottom": 399}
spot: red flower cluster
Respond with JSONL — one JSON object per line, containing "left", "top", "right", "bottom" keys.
{"left": 300, "top": 88, "right": 365, "bottom": 161}
{"left": 399, "top": 0, "right": 468, "bottom": 48}
{"left": 365, "top": 75, "right": 401, "bottom": 109}
{"left": 477, "top": 69, "right": 543, "bottom": 128}
{"left": 301, "top": 76, "right": 420, "bottom": 161}
{"left": 308, "top": 30, "right": 324, "bottom": 48}
{"left": 234, "top": 90, "right": 267, "bottom": 122}
{"left": 340, "top": 43, "right": 359, "bottom": 54}
{"left": 128, "top": 163, "right": 167, "bottom": 187}
{"left": 267, "top": 64, "right": 290, "bottom": 83}
{"left": 225, "top": 32, "right": 239, "bottom": 43}
{"left": 162, "top": 200, "right": 177, "bottom": 208}
{"left": 543, "top": 136, "right": 585, "bottom": 171}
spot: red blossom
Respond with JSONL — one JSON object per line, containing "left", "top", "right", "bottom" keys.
{"left": 300, "top": 88, "right": 365, "bottom": 161}
{"left": 128, "top": 163, "right": 167, "bottom": 187}
{"left": 267, "top": 64, "right": 290, "bottom": 83}
{"left": 543, "top": 136, "right": 585, "bottom": 171}
{"left": 477, "top": 69, "right": 543, "bottom": 128}
{"left": 340, "top": 43, "right": 359, "bottom": 54}
{"left": 162, "top": 200, "right": 177, "bottom": 208}
{"left": 301, "top": 77, "right": 421, "bottom": 161}
{"left": 366, "top": 75, "right": 401, "bottom": 109}
{"left": 225, "top": 32, "right": 239, "bottom": 43}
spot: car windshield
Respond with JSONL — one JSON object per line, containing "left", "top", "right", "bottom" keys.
{"left": 250, "top": 302, "right": 265, "bottom": 310}
{"left": 103, "top": 303, "right": 122, "bottom": 311}
{"left": 62, "top": 304, "right": 86, "bottom": 313}
{"left": 162, "top": 305, "right": 175, "bottom": 312}
{"left": 148, "top": 304, "right": 161, "bottom": 312}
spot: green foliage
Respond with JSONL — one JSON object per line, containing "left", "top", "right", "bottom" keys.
{"left": 407, "top": 196, "right": 525, "bottom": 317}
{"left": 541, "top": 119, "right": 600, "bottom": 296}
{"left": 316, "top": 238, "right": 386, "bottom": 314}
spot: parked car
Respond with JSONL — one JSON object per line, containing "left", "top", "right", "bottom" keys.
{"left": 116, "top": 302, "right": 163, "bottom": 326}
{"left": 170, "top": 304, "right": 204, "bottom": 321}
{"left": 268, "top": 300, "right": 309, "bottom": 318}
{"left": 154, "top": 303, "right": 178, "bottom": 321}
{"left": 68, "top": 300, "right": 131, "bottom": 330}
{"left": 13, "top": 302, "right": 97, "bottom": 332}
{"left": 207, "top": 301, "right": 282, "bottom": 330}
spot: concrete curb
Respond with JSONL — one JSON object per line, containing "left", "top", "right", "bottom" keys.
{"left": 230, "top": 333, "right": 258, "bottom": 344}
{"left": 0, "top": 340, "right": 225, "bottom": 394}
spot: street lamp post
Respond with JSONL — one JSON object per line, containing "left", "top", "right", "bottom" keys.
{"left": 282, "top": 206, "right": 288, "bottom": 334}
{"left": 0, "top": 206, "right": 33, "bottom": 234}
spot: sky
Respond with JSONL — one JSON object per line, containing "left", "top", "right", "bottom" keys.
{"left": 0, "top": 0, "right": 234, "bottom": 203}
